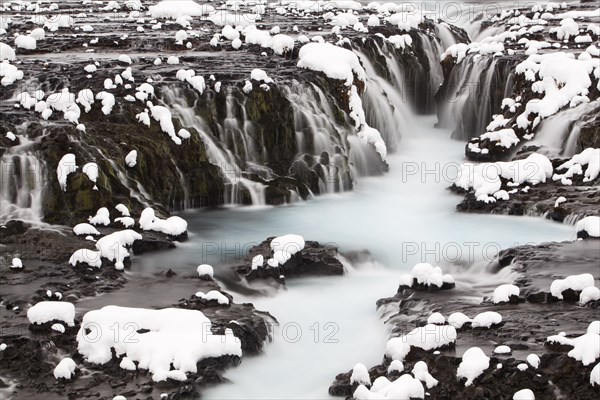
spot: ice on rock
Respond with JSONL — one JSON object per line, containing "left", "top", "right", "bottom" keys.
{"left": 513, "top": 389, "right": 535, "bottom": 399}
{"left": 197, "top": 264, "right": 214, "bottom": 279}
{"left": 350, "top": 363, "right": 371, "bottom": 385}
{"left": 73, "top": 223, "right": 100, "bottom": 236}
{"left": 412, "top": 361, "right": 438, "bottom": 388}
{"left": 472, "top": 311, "right": 503, "bottom": 328}
{"left": 27, "top": 301, "right": 75, "bottom": 326}
{"left": 448, "top": 312, "right": 471, "bottom": 329}
{"left": 139, "top": 207, "right": 187, "bottom": 237}
{"left": 427, "top": 312, "right": 445, "bottom": 325}
{"left": 53, "top": 358, "right": 76, "bottom": 380}
{"left": 457, "top": 347, "right": 490, "bottom": 386}
{"left": 492, "top": 284, "right": 520, "bottom": 304}
{"left": 77, "top": 306, "right": 240, "bottom": 382}
{"left": 550, "top": 273, "right": 595, "bottom": 299}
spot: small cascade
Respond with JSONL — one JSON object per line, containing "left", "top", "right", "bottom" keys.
{"left": 0, "top": 137, "right": 45, "bottom": 224}
{"left": 525, "top": 101, "right": 600, "bottom": 158}
{"left": 282, "top": 82, "right": 367, "bottom": 193}
{"left": 437, "top": 55, "right": 516, "bottom": 140}
{"left": 160, "top": 86, "right": 267, "bottom": 206}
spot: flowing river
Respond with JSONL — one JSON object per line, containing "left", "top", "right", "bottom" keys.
{"left": 78, "top": 115, "right": 574, "bottom": 399}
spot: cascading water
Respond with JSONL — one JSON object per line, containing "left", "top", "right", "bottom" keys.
{"left": 437, "top": 55, "right": 515, "bottom": 140}
{"left": 0, "top": 136, "right": 44, "bottom": 224}
{"left": 160, "top": 85, "right": 267, "bottom": 206}
{"left": 524, "top": 101, "right": 600, "bottom": 158}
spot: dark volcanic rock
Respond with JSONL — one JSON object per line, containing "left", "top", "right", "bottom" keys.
{"left": 330, "top": 240, "right": 600, "bottom": 399}
{"left": 234, "top": 237, "right": 345, "bottom": 283}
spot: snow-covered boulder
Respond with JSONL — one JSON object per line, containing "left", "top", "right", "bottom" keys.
{"left": 399, "top": 263, "right": 455, "bottom": 290}
{"left": 27, "top": 301, "right": 75, "bottom": 326}
{"left": 77, "top": 306, "right": 240, "bottom": 382}
{"left": 53, "top": 358, "right": 76, "bottom": 380}
{"left": 492, "top": 284, "right": 521, "bottom": 304}
{"left": 197, "top": 264, "right": 214, "bottom": 280}
{"left": 457, "top": 347, "right": 490, "bottom": 386}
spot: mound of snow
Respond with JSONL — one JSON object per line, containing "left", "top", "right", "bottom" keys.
{"left": 575, "top": 216, "right": 600, "bottom": 238}
{"left": 77, "top": 306, "right": 240, "bottom": 382}
{"left": 580, "top": 286, "right": 600, "bottom": 304}
{"left": 149, "top": 0, "right": 214, "bottom": 19}
{"left": 550, "top": 273, "right": 595, "bottom": 299}
{"left": 0, "top": 43, "right": 16, "bottom": 61}
{"left": 554, "top": 148, "right": 600, "bottom": 184}
{"left": 194, "top": 290, "right": 229, "bottom": 305}
{"left": 492, "top": 284, "right": 520, "bottom": 304}
{"left": 57, "top": 154, "right": 78, "bottom": 191}
{"left": 88, "top": 207, "right": 110, "bottom": 226}
{"left": 11, "top": 257, "right": 22, "bottom": 269}
{"left": 125, "top": 150, "right": 137, "bottom": 167}
{"left": 385, "top": 324, "right": 457, "bottom": 361}
{"left": 197, "top": 264, "right": 214, "bottom": 279}
{"left": 27, "top": 301, "right": 75, "bottom": 326}
{"left": 399, "top": 263, "right": 455, "bottom": 289}
{"left": 297, "top": 43, "right": 365, "bottom": 86}
{"left": 73, "top": 223, "right": 100, "bottom": 236}
{"left": 54, "top": 358, "right": 76, "bottom": 380}
{"left": 472, "top": 311, "right": 503, "bottom": 328}
{"left": 448, "top": 312, "right": 471, "bottom": 329}
{"left": 494, "top": 345, "right": 512, "bottom": 354}
{"left": 139, "top": 207, "right": 187, "bottom": 237}
{"left": 513, "top": 389, "right": 535, "bottom": 400}
{"left": 412, "top": 361, "right": 438, "bottom": 388}
{"left": 15, "top": 35, "right": 36, "bottom": 50}
{"left": 69, "top": 249, "right": 102, "bottom": 268}
{"left": 95, "top": 230, "right": 142, "bottom": 270}
{"left": 457, "top": 347, "right": 490, "bottom": 386}
{"left": 350, "top": 363, "right": 371, "bottom": 385}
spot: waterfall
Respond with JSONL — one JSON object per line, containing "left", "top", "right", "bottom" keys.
{"left": 437, "top": 55, "right": 516, "bottom": 140}
{"left": 524, "top": 101, "right": 600, "bottom": 158}
{"left": 0, "top": 136, "right": 45, "bottom": 224}
{"left": 160, "top": 86, "right": 267, "bottom": 206}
